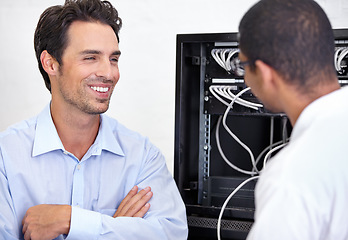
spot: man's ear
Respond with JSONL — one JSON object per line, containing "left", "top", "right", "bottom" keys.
{"left": 255, "top": 60, "right": 278, "bottom": 90}
{"left": 40, "top": 50, "right": 59, "bottom": 76}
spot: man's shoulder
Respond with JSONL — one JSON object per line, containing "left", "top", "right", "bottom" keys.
{"left": 312, "top": 86, "right": 348, "bottom": 117}
{"left": 101, "top": 114, "right": 149, "bottom": 143}
{"left": 0, "top": 116, "right": 38, "bottom": 141}
{"left": 101, "top": 114, "right": 161, "bottom": 156}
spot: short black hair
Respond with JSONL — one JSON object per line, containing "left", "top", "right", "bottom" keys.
{"left": 239, "top": 0, "right": 336, "bottom": 90}
{"left": 34, "top": 0, "right": 122, "bottom": 92}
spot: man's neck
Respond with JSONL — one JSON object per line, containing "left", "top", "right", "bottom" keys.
{"left": 50, "top": 102, "right": 100, "bottom": 160}
{"left": 282, "top": 80, "right": 340, "bottom": 126}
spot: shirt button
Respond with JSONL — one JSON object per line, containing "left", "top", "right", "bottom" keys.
{"left": 77, "top": 165, "right": 81, "bottom": 170}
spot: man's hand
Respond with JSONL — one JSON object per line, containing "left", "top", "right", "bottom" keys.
{"left": 21, "top": 187, "right": 151, "bottom": 239}
{"left": 113, "top": 186, "right": 153, "bottom": 218}
{"left": 22, "top": 204, "right": 71, "bottom": 240}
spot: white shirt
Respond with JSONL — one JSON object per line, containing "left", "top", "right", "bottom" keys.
{"left": 247, "top": 87, "right": 348, "bottom": 240}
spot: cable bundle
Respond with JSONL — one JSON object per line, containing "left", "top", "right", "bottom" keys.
{"left": 212, "top": 86, "right": 289, "bottom": 175}
{"left": 213, "top": 87, "right": 289, "bottom": 240}
{"left": 209, "top": 85, "right": 263, "bottom": 110}
{"left": 334, "top": 47, "right": 348, "bottom": 74}
{"left": 211, "top": 48, "right": 242, "bottom": 75}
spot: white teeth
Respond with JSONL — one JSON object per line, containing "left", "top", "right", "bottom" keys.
{"left": 90, "top": 86, "right": 109, "bottom": 93}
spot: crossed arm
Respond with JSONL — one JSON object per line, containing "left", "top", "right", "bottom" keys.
{"left": 22, "top": 186, "right": 153, "bottom": 240}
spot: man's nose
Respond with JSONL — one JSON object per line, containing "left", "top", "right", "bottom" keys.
{"left": 96, "top": 58, "right": 114, "bottom": 80}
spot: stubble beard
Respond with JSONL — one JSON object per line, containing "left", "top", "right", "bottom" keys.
{"left": 58, "top": 80, "right": 114, "bottom": 115}
{"left": 55, "top": 62, "right": 116, "bottom": 115}
{"left": 66, "top": 90, "right": 112, "bottom": 115}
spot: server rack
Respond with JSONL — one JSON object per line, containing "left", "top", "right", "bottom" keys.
{"left": 174, "top": 29, "right": 348, "bottom": 240}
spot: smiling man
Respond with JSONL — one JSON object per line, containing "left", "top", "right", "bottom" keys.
{"left": 0, "top": 1, "right": 187, "bottom": 239}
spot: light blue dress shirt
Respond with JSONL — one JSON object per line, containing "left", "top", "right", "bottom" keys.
{"left": 0, "top": 104, "right": 188, "bottom": 240}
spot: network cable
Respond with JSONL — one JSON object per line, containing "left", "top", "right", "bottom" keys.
{"left": 209, "top": 85, "right": 263, "bottom": 110}
{"left": 262, "top": 142, "right": 288, "bottom": 169}
{"left": 216, "top": 115, "right": 259, "bottom": 175}
{"left": 217, "top": 176, "right": 259, "bottom": 240}
{"left": 215, "top": 87, "right": 260, "bottom": 175}
{"left": 334, "top": 47, "right": 348, "bottom": 74}
{"left": 214, "top": 87, "right": 289, "bottom": 240}
{"left": 211, "top": 48, "right": 240, "bottom": 74}
{"left": 253, "top": 139, "right": 289, "bottom": 172}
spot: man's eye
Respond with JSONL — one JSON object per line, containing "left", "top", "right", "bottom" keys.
{"left": 84, "top": 57, "right": 96, "bottom": 60}
{"left": 110, "top": 57, "right": 119, "bottom": 62}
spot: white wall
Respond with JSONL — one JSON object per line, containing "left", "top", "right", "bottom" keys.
{"left": 0, "top": 0, "right": 347, "bottom": 174}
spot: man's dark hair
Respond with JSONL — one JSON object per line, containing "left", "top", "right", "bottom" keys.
{"left": 239, "top": 0, "right": 336, "bottom": 90}
{"left": 34, "top": 0, "right": 122, "bottom": 92}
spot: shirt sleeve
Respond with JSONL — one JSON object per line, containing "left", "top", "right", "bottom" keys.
{"left": 66, "top": 143, "right": 188, "bottom": 240}
{"left": 0, "top": 148, "right": 20, "bottom": 240}
{"left": 247, "top": 170, "right": 321, "bottom": 240}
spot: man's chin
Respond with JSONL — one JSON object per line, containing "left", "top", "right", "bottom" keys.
{"left": 86, "top": 103, "right": 110, "bottom": 115}
{"left": 93, "top": 107, "right": 109, "bottom": 115}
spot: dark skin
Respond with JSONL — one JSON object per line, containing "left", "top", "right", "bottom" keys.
{"left": 239, "top": 51, "right": 340, "bottom": 127}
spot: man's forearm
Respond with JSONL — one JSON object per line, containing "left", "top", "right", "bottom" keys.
{"left": 22, "top": 204, "right": 71, "bottom": 240}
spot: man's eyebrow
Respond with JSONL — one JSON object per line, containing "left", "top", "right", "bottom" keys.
{"left": 79, "top": 50, "right": 121, "bottom": 56}
{"left": 112, "top": 50, "right": 121, "bottom": 56}
{"left": 80, "top": 50, "right": 101, "bottom": 55}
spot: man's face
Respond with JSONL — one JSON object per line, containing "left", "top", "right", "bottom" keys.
{"left": 239, "top": 51, "right": 282, "bottom": 113}
{"left": 52, "top": 20, "right": 120, "bottom": 115}
{"left": 239, "top": 51, "right": 263, "bottom": 103}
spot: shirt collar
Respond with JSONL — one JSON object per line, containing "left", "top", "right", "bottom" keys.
{"left": 94, "top": 114, "right": 125, "bottom": 157}
{"left": 32, "top": 104, "right": 125, "bottom": 157}
{"left": 32, "top": 104, "right": 64, "bottom": 157}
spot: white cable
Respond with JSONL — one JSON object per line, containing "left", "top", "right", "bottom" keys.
{"left": 254, "top": 139, "right": 289, "bottom": 169}
{"left": 209, "top": 85, "right": 230, "bottom": 106}
{"left": 216, "top": 49, "right": 224, "bottom": 69}
{"left": 217, "top": 124, "right": 288, "bottom": 239}
{"left": 209, "top": 85, "right": 263, "bottom": 110}
{"left": 211, "top": 47, "right": 253, "bottom": 76}
{"left": 270, "top": 117, "right": 274, "bottom": 146}
{"left": 267, "top": 117, "right": 275, "bottom": 167}
{"left": 216, "top": 116, "right": 258, "bottom": 175}
{"left": 221, "top": 85, "right": 263, "bottom": 109}
{"left": 337, "top": 48, "right": 348, "bottom": 72}
{"left": 216, "top": 86, "right": 232, "bottom": 100}
{"left": 222, "top": 86, "right": 233, "bottom": 99}
{"left": 226, "top": 87, "right": 263, "bottom": 109}
{"left": 217, "top": 176, "right": 259, "bottom": 240}
{"left": 212, "top": 85, "right": 287, "bottom": 174}
{"left": 334, "top": 47, "right": 342, "bottom": 71}
{"left": 252, "top": 115, "right": 289, "bottom": 172}
{"left": 251, "top": 120, "right": 288, "bottom": 173}
{"left": 222, "top": 85, "right": 258, "bottom": 110}
{"left": 211, "top": 49, "right": 226, "bottom": 70}
{"left": 220, "top": 87, "right": 260, "bottom": 174}
{"left": 211, "top": 48, "right": 241, "bottom": 73}
{"left": 225, "top": 49, "right": 239, "bottom": 71}
{"left": 263, "top": 142, "right": 288, "bottom": 169}
{"left": 220, "top": 49, "right": 228, "bottom": 70}
{"left": 282, "top": 117, "right": 288, "bottom": 143}
{"left": 212, "top": 49, "right": 224, "bottom": 67}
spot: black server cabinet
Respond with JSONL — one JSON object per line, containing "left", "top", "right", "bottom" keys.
{"left": 174, "top": 29, "right": 348, "bottom": 240}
